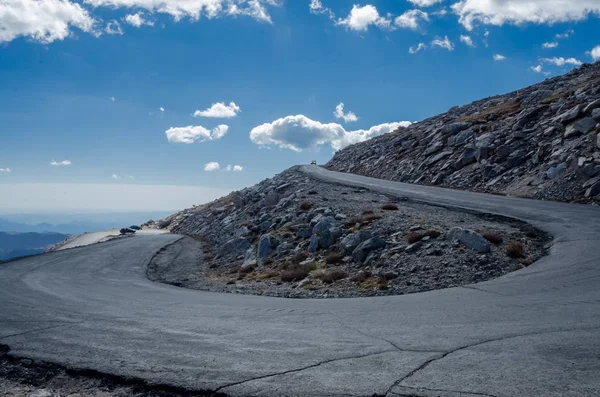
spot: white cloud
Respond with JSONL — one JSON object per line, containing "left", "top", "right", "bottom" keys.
{"left": 531, "top": 65, "right": 543, "bottom": 73}
{"left": 159, "top": 107, "right": 165, "bottom": 112}
{"left": 542, "top": 57, "right": 582, "bottom": 66}
{"left": 460, "top": 34, "right": 475, "bottom": 47}
{"left": 0, "top": 0, "right": 96, "bottom": 44}
{"left": 432, "top": 8, "right": 448, "bottom": 16}
{"left": 452, "top": 1, "right": 600, "bottom": 31}
{"left": 105, "top": 20, "right": 123, "bottom": 35}
{"left": 193, "top": 101, "right": 241, "bottom": 118}
{"left": 50, "top": 160, "right": 71, "bottom": 166}
{"left": 493, "top": 53, "right": 506, "bottom": 61}
{"left": 84, "top": 0, "right": 278, "bottom": 24}
{"left": 407, "top": 0, "right": 444, "bottom": 6}
{"left": 204, "top": 162, "right": 220, "bottom": 171}
{"left": 309, "top": 0, "right": 334, "bottom": 18}
{"left": 394, "top": 9, "right": 429, "bottom": 30}
{"left": 431, "top": 36, "right": 454, "bottom": 51}
{"left": 110, "top": 96, "right": 116, "bottom": 101}
{"left": 223, "top": 164, "right": 244, "bottom": 172}
{"left": 334, "top": 103, "right": 358, "bottom": 123}
{"left": 249, "top": 114, "right": 411, "bottom": 152}
{"left": 542, "top": 41, "right": 558, "bottom": 48}
{"left": 409, "top": 42, "right": 427, "bottom": 53}
{"left": 112, "top": 174, "right": 121, "bottom": 180}
{"left": 589, "top": 45, "right": 600, "bottom": 60}
{"left": 336, "top": 4, "right": 391, "bottom": 31}
{"left": 165, "top": 124, "right": 229, "bottom": 144}
{"left": 124, "top": 12, "right": 154, "bottom": 27}
{"left": 555, "top": 29, "right": 574, "bottom": 39}
{"left": 0, "top": 168, "right": 11, "bottom": 173}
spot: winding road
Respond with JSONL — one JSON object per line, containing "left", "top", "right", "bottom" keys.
{"left": 1, "top": 166, "right": 600, "bottom": 397}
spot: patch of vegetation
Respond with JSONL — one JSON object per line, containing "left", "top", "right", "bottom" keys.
{"left": 323, "top": 268, "right": 347, "bottom": 284}
{"left": 281, "top": 267, "right": 309, "bottom": 282}
{"left": 299, "top": 201, "right": 313, "bottom": 211}
{"left": 482, "top": 232, "right": 503, "bottom": 245}
{"left": 381, "top": 203, "right": 399, "bottom": 211}
{"left": 506, "top": 241, "right": 525, "bottom": 258}
{"left": 406, "top": 229, "right": 441, "bottom": 244}
{"left": 326, "top": 252, "right": 344, "bottom": 264}
{"left": 459, "top": 99, "right": 521, "bottom": 123}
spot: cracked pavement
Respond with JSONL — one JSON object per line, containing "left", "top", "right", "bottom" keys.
{"left": 1, "top": 166, "right": 600, "bottom": 396}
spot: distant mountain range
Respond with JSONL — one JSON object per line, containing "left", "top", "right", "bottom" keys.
{"left": 0, "top": 218, "right": 118, "bottom": 235}
{"left": 0, "top": 232, "right": 70, "bottom": 261}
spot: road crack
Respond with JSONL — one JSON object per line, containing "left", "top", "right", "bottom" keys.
{"left": 211, "top": 349, "right": 397, "bottom": 396}
{"left": 393, "top": 384, "right": 500, "bottom": 397}
{"left": 0, "top": 321, "right": 84, "bottom": 341}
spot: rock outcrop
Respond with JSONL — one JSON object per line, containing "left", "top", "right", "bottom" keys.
{"left": 327, "top": 62, "right": 600, "bottom": 203}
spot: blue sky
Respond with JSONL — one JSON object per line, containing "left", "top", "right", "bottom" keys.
{"left": 1, "top": 0, "right": 599, "bottom": 212}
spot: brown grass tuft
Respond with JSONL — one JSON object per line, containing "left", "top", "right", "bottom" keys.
{"left": 459, "top": 99, "right": 521, "bottom": 123}
{"left": 326, "top": 252, "right": 344, "bottom": 264}
{"left": 350, "top": 271, "right": 371, "bottom": 283}
{"left": 524, "top": 226, "right": 538, "bottom": 238}
{"left": 322, "top": 268, "right": 347, "bottom": 284}
{"left": 281, "top": 267, "right": 309, "bottom": 282}
{"left": 483, "top": 232, "right": 503, "bottom": 245}
{"left": 506, "top": 241, "right": 525, "bottom": 258}
{"left": 299, "top": 201, "right": 313, "bottom": 211}
{"left": 381, "top": 203, "right": 399, "bottom": 211}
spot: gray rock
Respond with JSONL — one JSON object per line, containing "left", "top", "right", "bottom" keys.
{"left": 597, "top": 133, "right": 600, "bottom": 150}
{"left": 584, "top": 99, "right": 600, "bottom": 114}
{"left": 258, "top": 220, "right": 271, "bottom": 231}
{"left": 424, "top": 141, "right": 443, "bottom": 156}
{"left": 263, "top": 191, "right": 280, "bottom": 207}
{"left": 308, "top": 234, "right": 319, "bottom": 253}
{"left": 565, "top": 118, "right": 597, "bottom": 138}
{"left": 242, "top": 247, "right": 257, "bottom": 268}
{"left": 222, "top": 237, "right": 251, "bottom": 254}
{"left": 592, "top": 108, "right": 600, "bottom": 121}
{"left": 276, "top": 242, "right": 291, "bottom": 258}
{"left": 505, "top": 151, "right": 527, "bottom": 170}
{"left": 585, "top": 181, "right": 600, "bottom": 198}
{"left": 546, "top": 163, "right": 567, "bottom": 180}
{"left": 475, "top": 146, "right": 490, "bottom": 162}
{"left": 405, "top": 241, "right": 422, "bottom": 254}
{"left": 235, "top": 226, "right": 250, "bottom": 237}
{"left": 296, "top": 227, "right": 313, "bottom": 239}
{"left": 352, "top": 236, "right": 386, "bottom": 263}
{"left": 559, "top": 104, "right": 584, "bottom": 124}
{"left": 427, "top": 151, "right": 453, "bottom": 166}
{"left": 312, "top": 217, "right": 336, "bottom": 249}
{"left": 583, "top": 176, "right": 600, "bottom": 189}
{"left": 258, "top": 234, "right": 278, "bottom": 259}
{"left": 460, "top": 147, "right": 477, "bottom": 166}
{"left": 582, "top": 163, "right": 600, "bottom": 178}
{"left": 340, "top": 230, "right": 373, "bottom": 255}
{"left": 441, "top": 122, "right": 471, "bottom": 135}
{"left": 451, "top": 129, "right": 474, "bottom": 146}
{"left": 447, "top": 227, "right": 491, "bottom": 253}
{"left": 495, "top": 145, "right": 510, "bottom": 160}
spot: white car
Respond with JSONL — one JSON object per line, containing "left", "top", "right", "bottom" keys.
{"left": 311, "top": 160, "right": 317, "bottom": 165}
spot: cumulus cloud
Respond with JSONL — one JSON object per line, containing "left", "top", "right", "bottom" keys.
{"left": 493, "top": 53, "right": 506, "bottom": 61}
{"left": 204, "top": 162, "right": 220, "bottom": 171}
{"left": 159, "top": 107, "right": 165, "bottom": 112}
{"left": 460, "top": 34, "right": 475, "bottom": 47}
{"left": 542, "top": 41, "right": 558, "bottom": 49}
{"left": 165, "top": 124, "right": 229, "bottom": 144}
{"left": 394, "top": 9, "right": 429, "bottom": 30}
{"left": 105, "top": 20, "right": 123, "bottom": 35}
{"left": 50, "top": 160, "right": 71, "bottom": 166}
{"left": 542, "top": 57, "right": 582, "bottom": 66}
{"left": 334, "top": 103, "right": 358, "bottom": 123}
{"left": 409, "top": 42, "right": 427, "bottom": 54}
{"left": 336, "top": 4, "right": 391, "bottom": 31}
{"left": 112, "top": 174, "right": 121, "bottom": 180}
{"left": 531, "top": 65, "right": 543, "bottom": 73}
{"left": 452, "top": 1, "right": 600, "bottom": 31}
{"left": 0, "top": 0, "right": 96, "bottom": 44}
{"left": 407, "top": 0, "right": 444, "bottom": 6}
{"left": 431, "top": 36, "right": 454, "bottom": 51}
{"left": 309, "top": 0, "right": 334, "bottom": 18}
{"left": 124, "top": 12, "right": 154, "bottom": 27}
{"left": 249, "top": 115, "right": 411, "bottom": 152}
{"left": 110, "top": 96, "right": 116, "bottom": 101}
{"left": 193, "top": 101, "right": 241, "bottom": 118}
{"left": 589, "top": 45, "right": 600, "bottom": 61}
{"left": 0, "top": 168, "right": 11, "bottom": 173}
{"left": 224, "top": 164, "right": 244, "bottom": 172}
{"left": 84, "top": 0, "right": 278, "bottom": 24}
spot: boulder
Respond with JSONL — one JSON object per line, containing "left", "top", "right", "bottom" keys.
{"left": 340, "top": 230, "right": 373, "bottom": 255}
{"left": 308, "top": 234, "right": 319, "bottom": 253}
{"left": 559, "top": 104, "right": 584, "bottom": 124}
{"left": 222, "top": 237, "right": 251, "bottom": 254}
{"left": 592, "top": 108, "right": 600, "bottom": 122}
{"left": 585, "top": 181, "right": 600, "bottom": 198}
{"left": 584, "top": 99, "right": 600, "bottom": 114}
{"left": 565, "top": 118, "right": 597, "bottom": 138}
{"left": 312, "top": 217, "right": 336, "bottom": 249}
{"left": 235, "top": 226, "right": 250, "bottom": 237}
{"left": 424, "top": 141, "right": 443, "bottom": 156}
{"left": 447, "top": 227, "right": 491, "bottom": 253}
{"left": 263, "top": 191, "right": 280, "bottom": 207}
{"left": 352, "top": 236, "right": 386, "bottom": 263}
{"left": 546, "top": 163, "right": 567, "bottom": 180}
{"left": 405, "top": 241, "right": 422, "bottom": 254}
{"left": 427, "top": 151, "right": 453, "bottom": 166}
{"left": 582, "top": 163, "right": 600, "bottom": 178}
{"left": 459, "top": 147, "right": 477, "bottom": 166}
{"left": 242, "top": 248, "right": 257, "bottom": 268}
{"left": 441, "top": 122, "right": 471, "bottom": 135}
{"left": 257, "top": 234, "right": 279, "bottom": 259}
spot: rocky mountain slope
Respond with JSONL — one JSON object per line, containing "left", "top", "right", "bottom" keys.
{"left": 327, "top": 62, "right": 600, "bottom": 203}
{"left": 149, "top": 168, "right": 546, "bottom": 298}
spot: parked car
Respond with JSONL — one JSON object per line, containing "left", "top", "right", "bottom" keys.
{"left": 120, "top": 228, "right": 136, "bottom": 235}
{"left": 311, "top": 160, "right": 317, "bottom": 165}
{"left": 129, "top": 225, "right": 141, "bottom": 230}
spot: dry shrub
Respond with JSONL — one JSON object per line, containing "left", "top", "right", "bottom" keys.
{"left": 238, "top": 265, "right": 255, "bottom": 275}
{"left": 381, "top": 203, "right": 399, "bottom": 211}
{"left": 360, "top": 213, "right": 382, "bottom": 224}
{"left": 291, "top": 251, "right": 309, "bottom": 264}
{"left": 281, "top": 267, "right": 309, "bottom": 282}
{"left": 506, "top": 241, "right": 525, "bottom": 258}
{"left": 406, "top": 232, "right": 424, "bottom": 244}
{"left": 350, "top": 271, "right": 371, "bottom": 283}
{"left": 308, "top": 190, "right": 318, "bottom": 195}
{"left": 459, "top": 99, "right": 521, "bottom": 123}
{"left": 323, "top": 268, "right": 347, "bottom": 284}
{"left": 309, "top": 269, "right": 325, "bottom": 280}
{"left": 362, "top": 210, "right": 375, "bottom": 215}
{"left": 377, "top": 275, "right": 389, "bottom": 290}
{"left": 524, "top": 226, "right": 538, "bottom": 238}
{"left": 299, "top": 201, "right": 313, "bottom": 211}
{"left": 483, "top": 232, "right": 503, "bottom": 245}
{"left": 326, "top": 252, "right": 344, "bottom": 264}
{"left": 424, "top": 229, "right": 441, "bottom": 238}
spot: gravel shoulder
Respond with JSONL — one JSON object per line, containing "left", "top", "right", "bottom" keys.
{"left": 148, "top": 168, "right": 550, "bottom": 299}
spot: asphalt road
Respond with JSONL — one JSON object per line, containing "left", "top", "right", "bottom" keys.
{"left": 1, "top": 166, "right": 600, "bottom": 397}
